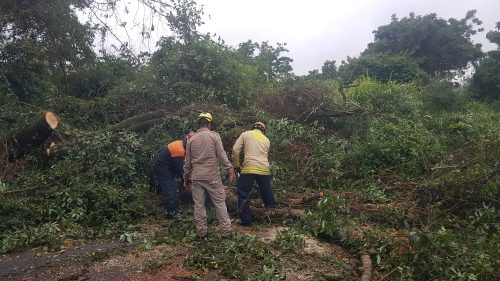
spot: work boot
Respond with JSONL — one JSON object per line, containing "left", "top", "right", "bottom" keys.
{"left": 164, "top": 210, "right": 179, "bottom": 219}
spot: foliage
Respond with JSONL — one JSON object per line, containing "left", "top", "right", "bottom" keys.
{"left": 165, "top": 0, "right": 204, "bottom": 43}
{"left": 186, "top": 236, "right": 284, "bottom": 279}
{"left": 66, "top": 56, "right": 136, "bottom": 99}
{"left": 0, "top": 39, "right": 55, "bottom": 101}
{"left": 151, "top": 35, "right": 260, "bottom": 107}
{"left": 470, "top": 51, "right": 500, "bottom": 101}
{"left": 237, "top": 40, "right": 294, "bottom": 83}
{"left": 337, "top": 54, "right": 429, "bottom": 84}
{"left": 365, "top": 11, "right": 483, "bottom": 78}
{"left": 0, "top": 0, "right": 95, "bottom": 100}
{"left": 301, "top": 83, "right": 499, "bottom": 280}
{"left": 422, "top": 80, "right": 467, "bottom": 112}
{"left": 258, "top": 81, "right": 339, "bottom": 120}
{"left": 1, "top": 2, "right": 500, "bottom": 280}
{"left": 403, "top": 206, "right": 499, "bottom": 280}
{"left": 273, "top": 229, "right": 305, "bottom": 253}
{"left": 471, "top": 22, "right": 500, "bottom": 101}
{"left": 0, "top": 131, "right": 153, "bottom": 253}
{"left": 346, "top": 79, "right": 423, "bottom": 117}
{"left": 321, "top": 60, "right": 338, "bottom": 80}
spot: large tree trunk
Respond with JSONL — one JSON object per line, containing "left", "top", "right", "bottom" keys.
{"left": 10, "top": 111, "right": 59, "bottom": 160}
{"left": 178, "top": 187, "right": 308, "bottom": 221}
{"left": 126, "top": 118, "right": 163, "bottom": 133}
{"left": 224, "top": 188, "right": 305, "bottom": 220}
{"left": 177, "top": 187, "right": 316, "bottom": 221}
{"left": 110, "top": 111, "right": 164, "bottom": 131}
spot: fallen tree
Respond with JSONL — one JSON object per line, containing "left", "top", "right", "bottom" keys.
{"left": 126, "top": 118, "right": 163, "bottom": 133}
{"left": 110, "top": 111, "right": 164, "bottom": 131}
{"left": 179, "top": 187, "right": 316, "bottom": 221}
{"left": 224, "top": 188, "right": 305, "bottom": 220}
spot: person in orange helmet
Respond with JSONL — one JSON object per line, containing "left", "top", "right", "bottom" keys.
{"left": 154, "top": 131, "right": 196, "bottom": 219}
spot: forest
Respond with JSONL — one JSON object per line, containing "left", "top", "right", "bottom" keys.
{"left": 1, "top": 0, "right": 499, "bottom": 280}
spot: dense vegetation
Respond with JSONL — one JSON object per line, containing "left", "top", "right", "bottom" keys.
{"left": 1, "top": 1, "right": 499, "bottom": 280}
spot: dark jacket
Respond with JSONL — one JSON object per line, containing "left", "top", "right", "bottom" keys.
{"left": 154, "top": 140, "right": 185, "bottom": 178}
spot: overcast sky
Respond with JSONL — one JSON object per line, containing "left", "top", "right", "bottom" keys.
{"left": 191, "top": 0, "right": 500, "bottom": 75}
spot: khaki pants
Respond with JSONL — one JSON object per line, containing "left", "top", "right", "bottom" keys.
{"left": 192, "top": 179, "right": 232, "bottom": 237}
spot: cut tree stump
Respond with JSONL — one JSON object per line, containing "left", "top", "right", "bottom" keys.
{"left": 10, "top": 111, "right": 59, "bottom": 160}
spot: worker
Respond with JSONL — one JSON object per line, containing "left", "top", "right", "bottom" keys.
{"left": 183, "top": 112, "right": 236, "bottom": 238}
{"left": 232, "top": 121, "right": 276, "bottom": 226}
{"left": 154, "top": 131, "right": 196, "bottom": 219}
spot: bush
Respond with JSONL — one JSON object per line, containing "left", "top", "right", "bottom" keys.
{"left": 422, "top": 81, "right": 467, "bottom": 112}
{"left": 337, "top": 54, "right": 430, "bottom": 84}
{"left": 347, "top": 117, "right": 441, "bottom": 177}
{"left": 0, "top": 131, "right": 153, "bottom": 252}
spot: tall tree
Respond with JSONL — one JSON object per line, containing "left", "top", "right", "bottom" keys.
{"left": 337, "top": 54, "right": 429, "bottom": 84}
{"left": 365, "top": 11, "right": 484, "bottom": 78}
{"left": 471, "top": 22, "right": 500, "bottom": 100}
{"left": 321, "top": 60, "right": 338, "bottom": 80}
{"left": 236, "top": 40, "right": 294, "bottom": 82}
{"left": 0, "top": 0, "right": 95, "bottom": 99}
{"left": 0, "top": 0, "right": 204, "bottom": 100}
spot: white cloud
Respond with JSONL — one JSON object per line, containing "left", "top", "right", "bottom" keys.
{"left": 197, "top": 0, "right": 500, "bottom": 75}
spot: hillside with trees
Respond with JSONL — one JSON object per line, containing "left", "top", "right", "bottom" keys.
{"left": 1, "top": 1, "right": 498, "bottom": 280}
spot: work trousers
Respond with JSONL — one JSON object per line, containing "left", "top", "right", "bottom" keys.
{"left": 157, "top": 174, "right": 178, "bottom": 214}
{"left": 192, "top": 179, "right": 232, "bottom": 237}
{"left": 237, "top": 174, "right": 276, "bottom": 226}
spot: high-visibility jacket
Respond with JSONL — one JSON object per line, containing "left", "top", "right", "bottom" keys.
{"left": 154, "top": 140, "right": 185, "bottom": 177}
{"left": 232, "top": 129, "right": 270, "bottom": 175}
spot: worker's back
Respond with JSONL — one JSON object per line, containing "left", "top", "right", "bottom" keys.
{"left": 185, "top": 128, "right": 232, "bottom": 181}
{"left": 233, "top": 129, "right": 270, "bottom": 175}
{"left": 154, "top": 140, "right": 184, "bottom": 177}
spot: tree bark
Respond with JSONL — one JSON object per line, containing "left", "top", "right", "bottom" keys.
{"left": 224, "top": 188, "right": 305, "bottom": 220}
{"left": 178, "top": 187, "right": 307, "bottom": 221}
{"left": 10, "top": 111, "right": 59, "bottom": 160}
{"left": 126, "top": 118, "right": 163, "bottom": 133}
{"left": 110, "top": 111, "right": 164, "bottom": 130}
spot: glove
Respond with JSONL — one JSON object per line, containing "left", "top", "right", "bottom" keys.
{"left": 228, "top": 169, "right": 237, "bottom": 183}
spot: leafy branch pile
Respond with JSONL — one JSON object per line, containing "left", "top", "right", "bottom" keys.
{"left": 299, "top": 79, "right": 499, "bottom": 280}
{"left": 1, "top": 1, "right": 499, "bottom": 280}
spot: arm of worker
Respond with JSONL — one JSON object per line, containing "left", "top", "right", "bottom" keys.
{"left": 173, "top": 157, "right": 184, "bottom": 186}
{"left": 183, "top": 142, "right": 192, "bottom": 188}
{"left": 231, "top": 133, "right": 244, "bottom": 170}
{"left": 215, "top": 136, "right": 236, "bottom": 182}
